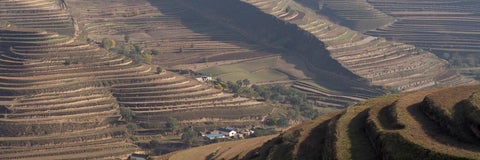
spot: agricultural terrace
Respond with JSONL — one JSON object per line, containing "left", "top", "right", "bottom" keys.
{"left": 67, "top": 0, "right": 275, "bottom": 68}
{"left": 366, "top": 0, "right": 480, "bottom": 79}
{"left": 319, "top": 0, "right": 395, "bottom": 32}
{"left": 0, "top": 0, "right": 272, "bottom": 159}
{"left": 242, "top": 0, "right": 476, "bottom": 92}
{"left": 68, "top": 0, "right": 383, "bottom": 109}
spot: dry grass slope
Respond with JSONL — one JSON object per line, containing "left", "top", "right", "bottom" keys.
{"left": 187, "top": 85, "right": 480, "bottom": 160}
{"left": 157, "top": 135, "right": 276, "bottom": 160}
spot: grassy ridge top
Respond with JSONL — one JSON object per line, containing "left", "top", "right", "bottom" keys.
{"left": 163, "top": 85, "right": 480, "bottom": 160}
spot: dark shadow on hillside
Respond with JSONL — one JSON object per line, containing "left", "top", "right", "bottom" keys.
{"left": 147, "top": 0, "right": 376, "bottom": 94}
{"left": 378, "top": 101, "right": 405, "bottom": 130}
{"left": 407, "top": 103, "right": 480, "bottom": 153}
{"left": 349, "top": 109, "right": 377, "bottom": 160}
{"left": 297, "top": 116, "right": 336, "bottom": 160}
{"left": 452, "top": 100, "right": 480, "bottom": 144}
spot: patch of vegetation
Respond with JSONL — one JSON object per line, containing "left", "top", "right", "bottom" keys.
{"left": 165, "top": 117, "right": 178, "bottom": 132}
{"left": 181, "top": 126, "right": 203, "bottom": 147}
{"left": 120, "top": 106, "right": 135, "bottom": 122}
{"left": 100, "top": 37, "right": 154, "bottom": 64}
{"left": 253, "top": 84, "right": 319, "bottom": 119}
{"left": 217, "top": 79, "right": 319, "bottom": 120}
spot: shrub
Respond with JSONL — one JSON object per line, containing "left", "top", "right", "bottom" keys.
{"left": 181, "top": 127, "right": 201, "bottom": 147}
{"left": 120, "top": 107, "right": 135, "bottom": 122}
{"left": 101, "top": 38, "right": 115, "bottom": 49}
{"left": 156, "top": 66, "right": 163, "bottom": 74}
{"left": 165, "top": 117, "right": 178, "bottom": 131}
{"left": 151, "top": 49, "right": 160, "bottom": 55}
{"left": 126, "top": 123, "right": 138, "bottom": 134}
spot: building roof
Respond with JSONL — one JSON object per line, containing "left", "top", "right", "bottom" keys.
{"left": 205, "top": 134, "right": 225, "bottom": 139}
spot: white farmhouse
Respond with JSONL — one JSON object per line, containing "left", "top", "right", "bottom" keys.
{"left": 218, "top": 128, "right": 237, "bottom": 137}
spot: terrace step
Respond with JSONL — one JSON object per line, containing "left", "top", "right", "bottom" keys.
{"left": 242, "top": 0, "right": 475, "bottom": 92}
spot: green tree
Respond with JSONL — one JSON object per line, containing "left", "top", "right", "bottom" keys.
{"left": 132, "top": 44, "right": 143, "bottom": 54}
{"left": 181, "top": 127, "right": 200, "bottom": 147}
{"left": 227, "top": 81, "right": 241, "bottom": 94}
{"left": 265, "top": 118, "right": 277, "bottom": 126}
{"left": 156, "top": 66, "right": 163, "bottom": 74}
{"left": 215, "top": 77, "right": 223, "bottom": 83}
{"left": 242, "top": 79, "right": 250, "bottom": 86}
{"left": 126, "top": 123, "right": 138, "bottom": 134}
{"left": 235, "top": 80, "right": 243, "bottom": 87}
{"left": 120, "top": 107, "right": 135, "bottom": 122}
{"left": 165, "top": 117, "right": 178, "bottom": 131}
{"left": 101, "top": 38, "right": 115, "bottom": 49}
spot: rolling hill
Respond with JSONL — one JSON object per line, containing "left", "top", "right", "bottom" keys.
{"left": 161, "top": 84, "right": 480, "bottom": 160}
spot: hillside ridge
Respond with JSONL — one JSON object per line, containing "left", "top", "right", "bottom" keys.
{"left": 161, "top": 84, "right": 480, "bottom": 160}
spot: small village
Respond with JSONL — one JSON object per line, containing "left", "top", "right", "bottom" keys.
{"left": 203, "top": 128, "right": 255, "bottom": 140}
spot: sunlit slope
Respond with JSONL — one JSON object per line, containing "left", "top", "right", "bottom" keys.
{"left": 170, "top": 85, "right": 480, "bottom": 160}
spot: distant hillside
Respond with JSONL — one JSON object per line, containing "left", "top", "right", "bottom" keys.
{"left": 166, "top": 85, "right": 480, "bottom": 160}
{"left": 242, "top": 0, "right": 476, "bottom": 92}
{"left": 318, "top": 0, "right": 480, "bottom": 80}
{"left": 67, "top": 0, "right": 383, "bottom": 109}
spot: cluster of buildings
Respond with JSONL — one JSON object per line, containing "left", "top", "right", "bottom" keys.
{"left": 204, "top": 128, "right": 255, "bottom": 140}
{"left": 196, "top": 76, "right": 213, "bottom": 82}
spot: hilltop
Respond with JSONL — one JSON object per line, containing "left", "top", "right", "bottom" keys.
{"left": 161, "top": 84, "right": 480, "bottom": 160}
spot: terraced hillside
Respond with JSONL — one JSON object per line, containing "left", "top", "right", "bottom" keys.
{"left": 242, "top": 0, "right": 476, "bottom": 92}
{"left": 306, "top": 0, "right": 395, "bottom": 32}
{"left": 365, "top": 0, "right": 480, "bottom": 78}
{"left": 67, "top": 0, "right": 276, "bottom": 68}
{"left": 167, "top": 85, "right": 480, "bottom": 160}
{"left": 0, "top": 0, "right": 137, "bottom": 158}
{"left": 0, "top": 0, "right": 272, "bottom": 159}
{"left": 0, "top": 0, "right": 75, "bottom": 35}
{"left": 66, "top": 0, "right": 386, "bottom": 108}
